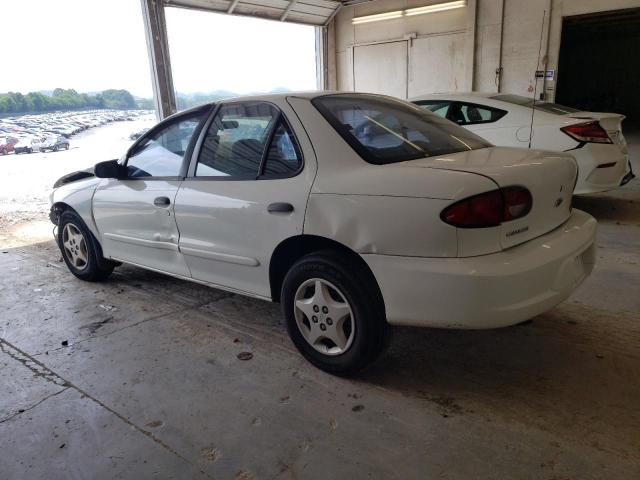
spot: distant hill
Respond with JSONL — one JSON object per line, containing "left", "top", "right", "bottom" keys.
{"left": 0, "top": 88, "right": 137, "bottom": 114}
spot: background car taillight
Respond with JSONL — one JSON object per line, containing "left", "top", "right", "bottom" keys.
{"left": 560, "top": 121, "right": 612, "bottom": 144}
{"left": 441, "top": 187, "right": 532, "bottom": 228}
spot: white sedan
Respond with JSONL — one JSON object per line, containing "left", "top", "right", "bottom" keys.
{"left": 50, "top": 92, "right": 596, "bottom": 374}
{"left": 411, "top": 93, "right": 634, "bottom": 194}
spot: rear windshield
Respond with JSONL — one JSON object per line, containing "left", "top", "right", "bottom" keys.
{"left": 312, "top": 94, "right": 490, "bottom": 165}
{"left": 491, "top": 94, "right": 580, "bottom": 115}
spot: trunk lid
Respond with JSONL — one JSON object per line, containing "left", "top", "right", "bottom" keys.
{"left": 403, "top": 146, "right": 577, "bottom": 249}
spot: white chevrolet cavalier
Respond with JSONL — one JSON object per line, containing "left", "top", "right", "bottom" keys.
{"left": 50, "top": 93, "right": 597, "bottom": 374}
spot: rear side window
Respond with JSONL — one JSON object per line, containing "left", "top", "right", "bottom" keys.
{"left": 313, "top": 95, "right": 490, "bottom": 165}
{"left": 262, "top": 121, "right": 302, "bottom": 177}
{"left": 196, "top": 102, "right": 278, "bottom": 177}
{"left": 456, "top": 103, "right": 506, "bottom": 125}
{"left": 414, "top": 100, "right": 452, "bottom": 119}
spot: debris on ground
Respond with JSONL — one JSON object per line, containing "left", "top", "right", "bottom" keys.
{"left": 200, "top": 446, "right": 221, "bottom": 463}
{"left": 352, "top": 404, "right": 365, "bottom": 412}
{"left": 237, "top": 352, "right": 253, "bottom": 361}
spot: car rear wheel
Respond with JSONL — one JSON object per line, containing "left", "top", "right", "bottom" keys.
{"left": 58, "top": 210, "right": 114, "bottom": 282}
{"left": 1, "top": 148, "right": 6, "bottom": 155}
{"left": 281, "top": 251, "right": 388, "bottom": 375}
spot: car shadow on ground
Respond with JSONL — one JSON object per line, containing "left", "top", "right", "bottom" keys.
{"left": 573, "top": 191, "right": 639, "bottom": 225}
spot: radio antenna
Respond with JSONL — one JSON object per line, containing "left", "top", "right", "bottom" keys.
{"left": 529, "top": 9, "right": 546, "bottom": 149}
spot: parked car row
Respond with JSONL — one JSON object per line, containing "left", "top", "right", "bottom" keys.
{"left": 12, "top": 135, "right": 70, "bottom": 154}
{"left": 0, "top": 109, "right": 152, "bottom": 155}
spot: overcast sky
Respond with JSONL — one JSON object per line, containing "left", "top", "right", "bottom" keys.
{"left": 0, "top": 0, "right": 317, "bottom": 97}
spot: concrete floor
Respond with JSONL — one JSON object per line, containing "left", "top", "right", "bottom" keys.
{"left": 1, "top": 131, "right": 639, "bottom": 479}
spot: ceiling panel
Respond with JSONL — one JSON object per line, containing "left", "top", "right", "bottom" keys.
{"left": 165, "top": 0, "right": 346, "bottom": 26}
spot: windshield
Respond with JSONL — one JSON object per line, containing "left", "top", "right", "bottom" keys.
{"left": 312, "top": 95, "right": 490, "bottom": 165}
{"left": 491, "top": 94, "right": 580, "bottom": 115}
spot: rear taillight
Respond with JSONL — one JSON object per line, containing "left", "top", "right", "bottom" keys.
{"left": 561, "top": 121, "right": 612, "bottom": 144}
{"left": 441, "top": 187, "right": 532, "bottom": 228}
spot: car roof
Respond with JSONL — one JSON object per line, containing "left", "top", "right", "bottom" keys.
{"left": 411, "top": 92, "right": 500, "bottom": 102}
{"left": 166, "top": 91, "right": 411, "bottom": 118}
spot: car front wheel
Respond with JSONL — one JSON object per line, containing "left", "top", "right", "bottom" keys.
{"left": 58, "top": 210, "right": 114, "bottom": 282}
{"left": 281, "top": 251, "right": 388, "bottom": 375}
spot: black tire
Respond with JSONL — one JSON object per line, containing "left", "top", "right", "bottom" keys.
{"left": 27, "top": 148, "right": 32, "bottom": 154}
{"left": 281, "top": 251, "right": 388, "bottom": 375}
{"left": 1, "top": 148, "right": 6, "bottom": 155}
{"left": 57, "top": 210, "right": 114, "bottom": 282}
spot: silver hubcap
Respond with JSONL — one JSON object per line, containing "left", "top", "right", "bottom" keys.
{"left": 293, "top": 278, "right": 355, "bottom": 356}
{"left": 62, "top": 223, "right": 89, "bottom": 270}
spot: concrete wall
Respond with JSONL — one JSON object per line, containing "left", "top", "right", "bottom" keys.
{"left": 330, "top": 0, "right": 640, "bottom": 100}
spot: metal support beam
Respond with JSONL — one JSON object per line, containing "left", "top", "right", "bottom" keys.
{"left": 315, "top": 26, "right": 329, "bottom": 90}
{"left": 280, "top": 0, "right": 297, "bottom": 21}
{"left": 141, "top": 0, "right": 177, "bottom": 119}
{"left": 227, "top": 0, "right": 240, "bottom": 14}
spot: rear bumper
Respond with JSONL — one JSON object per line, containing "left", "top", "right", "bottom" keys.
{"left": 363, "top": 209, "right": 597, "bottom": 329}
{"left": 573, "top": 145, "right": 630, "bottom": 194}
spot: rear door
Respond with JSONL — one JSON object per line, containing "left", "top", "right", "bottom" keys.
{"left": 174, "top": 100, "right": 316, "bottom": 298}
{"left": 93, "top": 108, "right": 208, "bottom": 275}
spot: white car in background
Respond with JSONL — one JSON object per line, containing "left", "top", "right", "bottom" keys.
{"left": 49, "top": 93, "right": 596, "bottom": 374}
{"left": 412, "top": 93, "right": 634, "bottom": 194}
{"left": 13, "top": 136, "right": 44, "bottom": 154}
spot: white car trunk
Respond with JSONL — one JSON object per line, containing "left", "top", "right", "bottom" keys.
{"left": 407, "top": 147, "right": 577, "bottom": 251}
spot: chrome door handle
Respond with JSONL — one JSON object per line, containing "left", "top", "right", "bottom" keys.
{"left": 154, "top": 196, "right": 171, "bottom": 207}
{"left": 268, "top": 202, "right": 294, "bottom": 213}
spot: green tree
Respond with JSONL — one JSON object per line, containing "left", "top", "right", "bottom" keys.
{"left": 0, "top": 88, "right": 143, "bottom": 114}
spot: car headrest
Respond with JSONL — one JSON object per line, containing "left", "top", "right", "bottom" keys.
{"left": 467, "top": 107, "right": 482, "bottom": 122}
{"left": 231, "top": 138, "right": 263, "bottom": 162}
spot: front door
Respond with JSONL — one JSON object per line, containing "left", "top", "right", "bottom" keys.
{"left": 93, "top": 108, "right": 208, "bottom": 276}
{"left": 174, "top": 101, "right": 316, "bottom": 298}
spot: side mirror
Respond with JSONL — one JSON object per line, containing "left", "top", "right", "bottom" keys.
{"left": 94, "top": 159, "right": 123, "bottom": 179}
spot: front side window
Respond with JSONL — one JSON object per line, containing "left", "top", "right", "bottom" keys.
{"left": 313, "top": 95, "right": 490, "bottom": 165}
{"left": 126, "top": 110, "right": 206, "bottom": 178}
{"left": 196, "top": 102, "right": 279, "bottom": 177}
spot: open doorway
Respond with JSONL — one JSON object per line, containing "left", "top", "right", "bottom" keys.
{"left": 164, "top": 8, "right": 318, "bottom": 110}
{"left": 556, "top": 8, "right": 640, "bottom": 122}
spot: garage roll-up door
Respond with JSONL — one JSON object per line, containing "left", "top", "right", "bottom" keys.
{"left": 353, "top": 41, "right": 408, "bottom": 99}
{"left": 408, "top": 33, "right": 466, "bottom": 97}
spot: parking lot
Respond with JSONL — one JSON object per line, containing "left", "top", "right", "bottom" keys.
{"left": 0, "top": 114, "right": 154, "bottom": 239}
{"left": 1, "top": 118, "right": 639, "bottom": 478}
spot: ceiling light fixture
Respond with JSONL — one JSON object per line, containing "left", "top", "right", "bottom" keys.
{"left": 351, "top": 10, "right": 404, "bottom": 24}
{"left": 351, "top": 1, "right": 466, "bottom": 24}
{"left": 405, "top": 0, "right": 466, "bottom": 16}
